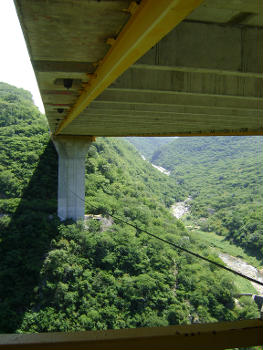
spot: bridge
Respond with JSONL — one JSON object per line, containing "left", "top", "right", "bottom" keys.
{"left": 14, "top": 0, "right": 263, "bottom": 222}
{"left": 2, "top": 0, "right": 262, "bottom": 348}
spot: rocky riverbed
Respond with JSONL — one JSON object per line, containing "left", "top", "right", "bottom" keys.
{"left": 171, "top": 197, "right": 191, "bottom": 219}
{"left": 219, "top": 252, "right": 263, "bottom": 295}
{"left": 170, "top": 201, "right": 263, "bottom": 294}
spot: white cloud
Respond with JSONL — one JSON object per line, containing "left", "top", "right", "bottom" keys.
{"left": 0, "top": 0, "right": 44, "bottom": 113}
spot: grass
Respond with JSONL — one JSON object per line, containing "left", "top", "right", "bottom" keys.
{"left": 182, "top": 217, "right": 261, "bottom": 294}
{"left": 183, "top": 217, "right": 262, "bottom": 269}
{"left": 231, "top": 274, "right": 258, "bottom": 294}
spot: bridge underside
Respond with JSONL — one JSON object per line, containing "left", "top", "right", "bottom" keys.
{"left": 15, "top": 0, "right": 263, "bottom": 137}
{"left": 65, "top": 20, "right": 262, "bottom": 137}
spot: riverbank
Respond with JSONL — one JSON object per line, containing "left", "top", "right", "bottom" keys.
{"left": 219, "top": 253, "right": 263, "bottom": 295}
{"left": 188, "top": 225, "right": 262, "bottom": 269}
{"left": 170, "top": 201, "right": 262, "bottom": 294}
{"left": 186, "top": 222, "right": 262, "bottom": 294}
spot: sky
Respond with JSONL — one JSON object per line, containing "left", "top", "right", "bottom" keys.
{"left": 0, "top": 0, "right": 44, "bottom": 112}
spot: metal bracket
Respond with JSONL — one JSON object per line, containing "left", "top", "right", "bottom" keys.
{"left": 123, "top": 1, "right": 139, "bottom": 15}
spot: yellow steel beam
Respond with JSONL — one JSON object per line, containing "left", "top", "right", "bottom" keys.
{"left": 0, "top": 319, "right": 262, "bottom": 349}
{"left": 55, "top": 0, "right": 204, "bottom": 135}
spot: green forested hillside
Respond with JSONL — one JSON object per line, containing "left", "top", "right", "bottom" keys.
{"left": 126, "top": 137, "right": 174, "bottom": 159}
{"left": 0, "top": 83, "right": 258, "bottom": 334}
{"left": 152, "top": 137, "right": 263, "bottom": 260}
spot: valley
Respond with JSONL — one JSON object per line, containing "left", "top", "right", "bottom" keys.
{"left": 149, "top": 136, "right": 263, "bottom": 263}
{"left": 0, "top": 82, "right": 261, "bottom": 336}
{"left": 136, "top": 136, "right": 263, "bottom": 298}
{"left": 167, "top": 195, "right": 262, "bottom": 295}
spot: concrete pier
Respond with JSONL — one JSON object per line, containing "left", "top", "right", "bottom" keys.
{"left": 52, "top": 135, "right": 94, "bottom": 221}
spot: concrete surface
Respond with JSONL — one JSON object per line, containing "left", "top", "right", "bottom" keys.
{"left": 14, "top": 0, "right": 263, "bottom": 136}
{"left": 52, "top": 136, "right": 93, "bottom": 221}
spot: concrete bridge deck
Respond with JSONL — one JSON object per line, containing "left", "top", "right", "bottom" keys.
{"left": 14, "top": 0, "right": 263, "bottom": 137}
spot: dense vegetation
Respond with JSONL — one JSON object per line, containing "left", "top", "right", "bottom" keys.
{"left": 0, "top": 83, "right": 259, "bottom": 336}
{"left": 0, "top": 82, "right": 59, "bottom": 332}
{"left": 151, "top": 137, "right": 263, "bottom": 261}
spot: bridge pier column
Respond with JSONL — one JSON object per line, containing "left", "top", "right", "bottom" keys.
{"left": 52, "top": 135, "right": 94, "bottom": 221}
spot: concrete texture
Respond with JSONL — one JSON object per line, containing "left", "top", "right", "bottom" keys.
{"left": 188, "top": 0, "right": 263, "bottom": 26}
{"left": 137, "top": 22, "right": 262, "bottom": 74}
{"left": 52, "top": 136, "right": 94, "bottom": 221}
{"left": 14, "top": 0, "right": 263, "bottom": 136}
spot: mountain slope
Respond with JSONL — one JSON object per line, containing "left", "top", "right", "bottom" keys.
{"left": 126, "top": 137, "right": 174, "bottom": 159}
{"left": 152, "top": 136, "right": 263, "bottom": 259}
{"left": 0, "top": 83, "right": 257, "bottom": 333}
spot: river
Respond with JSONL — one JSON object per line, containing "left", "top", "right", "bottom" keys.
{"left": 139, "top": 154, "right": 171, "bottom": 175}
{"left": 171, "top": 200, "right": 263, "bottom": 294}
{"left": 219, "top": 253, "right": 263, "bottom": 295}
{"left": 151, "top": 163, "right": 171, "bottom": 176}
{"left": 143, "top": 154, "right": 263, "bottom": 294}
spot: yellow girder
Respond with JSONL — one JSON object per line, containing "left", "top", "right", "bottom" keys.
{"left": 55, "top": 0, "right": 204, "bottom": 135}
